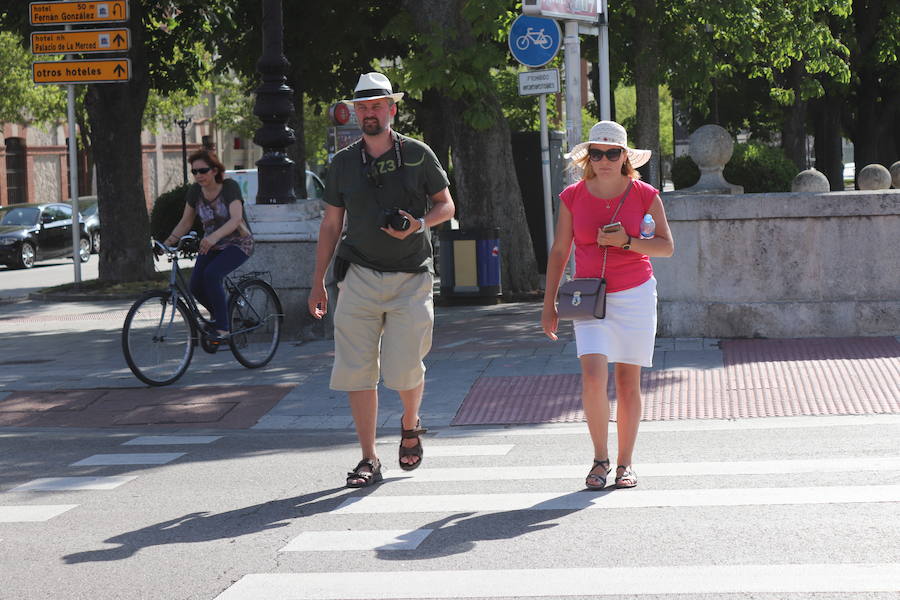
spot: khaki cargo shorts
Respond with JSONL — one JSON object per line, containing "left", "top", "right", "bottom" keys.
{"left": 330, "top": 263, "right": 434, "bottom": 392}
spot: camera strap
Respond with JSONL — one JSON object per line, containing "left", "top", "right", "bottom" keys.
{"left": 360, "top": 130, "right": 403, "bottom": 169}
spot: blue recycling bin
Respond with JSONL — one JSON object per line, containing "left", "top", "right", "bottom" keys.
{"left": 438, "top": 228, "right": 501, "bottom": 302}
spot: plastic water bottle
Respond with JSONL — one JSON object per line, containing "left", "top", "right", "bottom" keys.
{"left": 639, "top": 214, "right": 656, "bottom": 239}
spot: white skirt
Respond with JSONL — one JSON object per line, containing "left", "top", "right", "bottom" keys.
{"left": 573, "top": 276, "right": 657, "bottom": 366}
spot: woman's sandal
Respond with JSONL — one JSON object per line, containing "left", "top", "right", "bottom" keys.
{"left": 615, "top": 465, "right": 638, "bottom": 489}
{"left": 585, "top": 458, "right": 611, "bottom": 490}
{"left": 399, "top": 418, "right": 427, "bottom": 472}
{"left": 346, "top": 458, "right": 383, "bottom": 488}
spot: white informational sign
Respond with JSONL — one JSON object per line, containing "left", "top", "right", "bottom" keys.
{"left": 522, "top": 0, "right": 601, "bottom": 23}
{"left": 518, "top": 69, "right": 560, "bottom": 96}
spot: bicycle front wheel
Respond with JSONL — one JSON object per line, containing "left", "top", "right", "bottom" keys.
{"left": 122, "top": 290, "right": 195, "bottom": 386}
{"left": 228, "top": 279, "right": 283, "bottom": 368}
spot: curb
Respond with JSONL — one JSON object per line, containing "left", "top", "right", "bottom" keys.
{"left": 27, "top": 291, "right": 138, "bottom": 302}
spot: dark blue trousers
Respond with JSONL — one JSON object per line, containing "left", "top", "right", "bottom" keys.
{"left": 190, "top": 245, "right": 249, "bottom": 331}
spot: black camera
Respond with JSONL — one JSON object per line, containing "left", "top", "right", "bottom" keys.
{"left": 378, "top": 208, "right": 410, "bottom": 231}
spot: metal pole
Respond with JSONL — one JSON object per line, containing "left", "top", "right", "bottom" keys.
{"left": 564, "top": 19, "right": 582, "bottom": 160}
{"left": 539, "top": 93, "right": 554, "bottom": 256}
{"left": 598, "top": 0, "right": 611, "bottom": 120}
{"left": 65, "top": 23, "right": 81, "bottom": 284}
{"left": 176, "top": 118, "right": 191, "bottom": 185}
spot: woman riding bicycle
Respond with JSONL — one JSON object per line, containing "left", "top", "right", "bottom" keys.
{"left": 164, "top": 149, "right": 254, "bottom": 343}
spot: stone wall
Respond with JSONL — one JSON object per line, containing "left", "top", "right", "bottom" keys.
{"left": 652, "top": 190, "right": 900, "bottom": 338}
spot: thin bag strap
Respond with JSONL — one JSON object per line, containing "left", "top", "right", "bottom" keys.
{"left": 599, "top": 180, "right": 633, "bottom": 279}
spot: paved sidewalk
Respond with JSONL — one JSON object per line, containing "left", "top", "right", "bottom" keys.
{"left": 1, "top": 296, "right": 898, "bottom": 431}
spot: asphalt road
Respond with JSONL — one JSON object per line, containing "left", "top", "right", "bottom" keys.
{"left": 0, "top": 257, "right": 99, "bottom": 301}
{"left": 1, "top": 417, "right": 899, "bottom": 599}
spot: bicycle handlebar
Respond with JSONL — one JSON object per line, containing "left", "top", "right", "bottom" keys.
{"left": 152, "top": 232, "right": 199, "bottom": 257}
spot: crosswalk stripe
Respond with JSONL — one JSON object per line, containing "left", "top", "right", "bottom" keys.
{"left": 432, "top": 414, "right": 900, "bottom": 437}
{"left": 122, "top": 435, "right": 222, "bottom": 445}
{"left": 0, "top": 505, "right": 78, "bottom": 522}
{"left": 280, "top": 529, "right": 433, "bottom": 552}
{"left": 9, "top": 476, "right": 138, "bottom": 492}
{"left": 376, "top": 442, "right": 514, "bottom": 456}
{"left": 69, "top": 453, "right": 186, "bottom": 466}
{"left": 334, "top": 484, "right": 900, "bottom": 514}
{"left": 213, "top": 563, "right": 900, "bottom": 599}
{"left": 390, "top": 456, "right": 900, "bottom": 482}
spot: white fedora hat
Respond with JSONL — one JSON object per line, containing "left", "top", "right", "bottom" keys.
{"left": 566, "top": 121, "right": 651, "bottom": 169}
{"left": 342, "top": 72, "right": 404, "bottom": 104}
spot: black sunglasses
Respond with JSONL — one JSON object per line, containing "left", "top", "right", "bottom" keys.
{"left": 191, "top": 167, "right": 213, "bottom": 175}
{"left": 366, "top": 164, "right": 383, "bottom": 189}
{"left": 588, "top": 148, "right": 624, "bottom": 162}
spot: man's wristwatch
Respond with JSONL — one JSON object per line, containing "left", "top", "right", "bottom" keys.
{"left": 415, "top": 217, "right": 427, "bottom": 234}
{"left": 622, "top": 235, "right": 632, "bottom": 250}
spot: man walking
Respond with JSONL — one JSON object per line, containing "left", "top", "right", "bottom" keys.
{"left": 308, "top": 72, "right": 455, "bottom": 487}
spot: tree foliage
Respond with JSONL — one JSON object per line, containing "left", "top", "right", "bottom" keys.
{"left": 0, "top": 30, "right": 65, "bottom": 125}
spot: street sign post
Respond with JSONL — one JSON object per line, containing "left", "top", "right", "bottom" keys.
{"left": 31, "top": 28, "right": 130, "bottom": 54}
{"left": 30, "top": 1, "right": 131, "bottom": 286}
{"left": 508, "top": 15, "right": 561, "bottom": 68}
{"left": 30, "top": 1, "right": 129, "bottom": 26}
{"left": 33, "top": 58, "right": 130, "bottom": 84}
{"left": 517, "top": 68, "right": 560, "bottom": 96}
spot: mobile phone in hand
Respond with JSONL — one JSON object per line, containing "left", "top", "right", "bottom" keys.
{"left": 601, "top": 222, "right": 622, "bottom": 233}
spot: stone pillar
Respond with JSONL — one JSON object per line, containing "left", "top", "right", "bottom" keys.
{"left": 680, "top": 124, "right": 743, "bottom": 195}
{"left": 240, "top": 203, "right": 332, "bottom": 340}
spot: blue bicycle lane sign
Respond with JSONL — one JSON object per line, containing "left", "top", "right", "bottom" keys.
{"left": 508, "top": 14, "right": 561, "bottom": 68}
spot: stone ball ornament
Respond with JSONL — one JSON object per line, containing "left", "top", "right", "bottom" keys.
{"left": 688, "top": 124, "right": 734, "bottom": 169}
{"left": 890, "top": 161, "right": 900, "bottom": 189}
{"left": 857, "top": 164, "right": 892, "bottom": 190}
{"left": 791, "top": 168, "right": 829, "bottom": 193}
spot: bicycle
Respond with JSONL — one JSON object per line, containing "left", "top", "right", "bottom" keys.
{"left": 122, "top": 233, "right": 284, "bottom": 386}
{"left": 515, "top": 27, "right": 553, "bottom": 51}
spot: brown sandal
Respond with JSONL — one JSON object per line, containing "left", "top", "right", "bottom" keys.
{"left": 615, "top": 465, "right": 638, "bottom": 488}
{"left": 346, "top": 458, "right": 383, "bottom": 488}
{"left": 399, "top": 418, "right": 427, "bottom": 471}
{"left": 585, "top": 458, "right": 611, "bottom": 490}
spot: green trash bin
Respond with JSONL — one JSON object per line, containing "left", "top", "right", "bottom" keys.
{"left": 438, "top": 228, "right": 501, "bottom": 302}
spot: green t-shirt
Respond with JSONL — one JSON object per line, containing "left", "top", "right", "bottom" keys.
{"left": 324, "top": 132, "right": 449, "bottom": 273}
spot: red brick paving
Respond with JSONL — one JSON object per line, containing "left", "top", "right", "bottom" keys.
{"left": 0, "top": 385, "right": 292, "bottom": 429}
{"left": 452, "top": 337, "right": 900, "bottom": 425}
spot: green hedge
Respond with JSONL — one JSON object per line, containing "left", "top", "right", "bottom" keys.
{"left": 149, "top": 183, "right": 200, "bottom": 242}
{"left": 671, "top": 143, "right": 798, "bottom": 193}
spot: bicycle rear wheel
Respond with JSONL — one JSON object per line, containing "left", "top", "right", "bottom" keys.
{"left": 228, "top": 279, "right": 283, "bottom": 368}
{"left": 122, "top": 290, "right": 195, "bottom": 386}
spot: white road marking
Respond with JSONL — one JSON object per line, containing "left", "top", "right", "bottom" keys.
{"left": 69, "top": 453, "right": 186, "bottom": 466}
{"left": 421, "top": 444, "right": 514, "bottom": 457}
{"left": 334, "top": 485, "right": 900, "bottom": 514}
{"left": 280, "top": 529, "right": 433, "bottom": 552}
{"left": 123, "top": 435, "right": 222, "bottom": 445}
{"left": 390, "top": 456, "right": 900, "bottom": 482}
{"left": 437, "top": 337, "right": 479, "bottom": 349}
{"left": 434, "top": 414, "right": 900, "bottom": 437}
{"left": 0, "top": 505, "right": 78, "bottom": 522}
{"left": 213, "top": 563, "right": 900, "bottom": 599}
{"left": 9, "top": 476, "right": 138, "bottom": 492}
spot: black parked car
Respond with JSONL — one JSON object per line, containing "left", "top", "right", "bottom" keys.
{"left": 0, "top": 203, "right": 91, "bottom": 269}
{"left": 70, "top": 196, "right": 100, "bottom": 253}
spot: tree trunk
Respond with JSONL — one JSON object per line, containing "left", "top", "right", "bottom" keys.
{"left": 85, "top": 0, "right": 154, "bottom": 282}
{"left": 849, "top": 0, "right": 899, "bottom": 172}
{"left": 811, "top": 89, "right": 844, "bottom": 190}
{"left": 632, "top": 0, "right": 661, "bottom": 189}
{"left": 780, "top": 61, "right": 808, "bottom": 170}
{"left": 403, "top": 0, "right": 539, "bottom": 295}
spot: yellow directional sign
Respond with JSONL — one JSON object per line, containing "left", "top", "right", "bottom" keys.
{"left": 31, "top": 28, "right": 130, "bottom": 54}
{"left": 33, "top": 58, "right": 130, "bottom": 84}
{"left": 30, "top": 1, "right": 129, "bottom": 26}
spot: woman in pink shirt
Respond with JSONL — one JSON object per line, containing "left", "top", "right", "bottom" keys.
{"left": 542, "top": 121, "right": 674, "bottom": 490}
